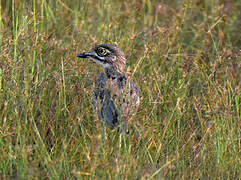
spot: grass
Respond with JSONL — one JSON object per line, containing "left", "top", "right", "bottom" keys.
{"left": 0, "top": 0, "right": 240, "bottom": 179}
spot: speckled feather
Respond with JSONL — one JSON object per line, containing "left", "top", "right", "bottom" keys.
{"left": 93, "top": 68, "right": 139, "bottom": 128}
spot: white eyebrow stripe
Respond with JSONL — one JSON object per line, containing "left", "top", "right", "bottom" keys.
{"left": 93, "top": 52, "right": 105, "bottom": 60}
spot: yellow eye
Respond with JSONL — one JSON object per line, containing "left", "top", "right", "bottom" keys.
{"left": 97, "top": 48, "right": 107, "bottom": 56}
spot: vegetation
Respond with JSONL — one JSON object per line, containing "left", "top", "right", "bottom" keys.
{"left": 0, "top": 0, "right": 240, "bottom": 179}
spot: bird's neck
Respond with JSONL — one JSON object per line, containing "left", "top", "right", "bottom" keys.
{"left": 104, "top": 67, "right": 125, "bottom": 79}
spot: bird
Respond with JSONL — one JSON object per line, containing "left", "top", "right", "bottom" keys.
{"left": 77, "top": 44, "right": 140, "bottom": 130}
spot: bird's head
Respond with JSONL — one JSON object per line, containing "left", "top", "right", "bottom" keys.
{"left": 77, "top": 44, "right": 126, "bottom": 73}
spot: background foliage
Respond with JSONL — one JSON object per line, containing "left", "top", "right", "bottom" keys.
{"left": 0, "top": 0, "right": 240, "bottom": 179}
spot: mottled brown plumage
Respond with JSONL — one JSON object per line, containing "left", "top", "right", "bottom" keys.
{"left": 77, "top": 44, "right": 139, "bottom": 129}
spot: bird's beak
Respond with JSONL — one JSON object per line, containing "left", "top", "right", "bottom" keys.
{"left": 76, "top": 52, "right": 92, "bottom": 58}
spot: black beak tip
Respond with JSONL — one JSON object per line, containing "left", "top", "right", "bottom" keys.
{"left": 76, "top": 53, "right": 87, "bottom": 58}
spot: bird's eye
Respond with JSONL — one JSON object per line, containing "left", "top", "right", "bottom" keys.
{"left": 96, "top": 48, "right": 108, "bottom": 56}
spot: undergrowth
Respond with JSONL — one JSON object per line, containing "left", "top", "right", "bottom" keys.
{"left": 0, "top": 0, "right": 240, "bottom": 179}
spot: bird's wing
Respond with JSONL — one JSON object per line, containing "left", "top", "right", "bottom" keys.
{"left": 100, "top": 92, "right": 119, "bottom": 128}
{"left": 93, "top": 72, "right": 119, "bottom": 127}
